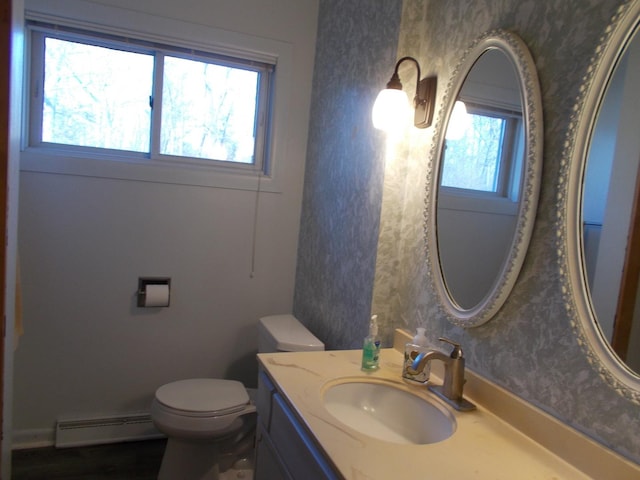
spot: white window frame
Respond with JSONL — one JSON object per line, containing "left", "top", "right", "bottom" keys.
{"left": 28, "top": 25, "right": 273, "bottom": 170}
{"left": 21, "top": 0, "right": 293, "bottom": 193}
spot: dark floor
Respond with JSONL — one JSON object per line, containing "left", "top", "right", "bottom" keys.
{"left": 11, "top": 439, "right": 166, "bottom": 480}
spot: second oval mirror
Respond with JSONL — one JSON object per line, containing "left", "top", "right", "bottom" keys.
{"left": 426, "top": 30, "right": 543, "bottom": 327}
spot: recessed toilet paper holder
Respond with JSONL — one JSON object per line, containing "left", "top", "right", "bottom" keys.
{"left": 137, "top": 277, "right": 171, "bottom": 307}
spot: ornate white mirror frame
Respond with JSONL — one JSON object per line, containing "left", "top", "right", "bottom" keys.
{"left": 559, "top": 0, "right": 640, "bottom": 404}
{"left": 425, "top": 30, "right": 543, "bottom": 328}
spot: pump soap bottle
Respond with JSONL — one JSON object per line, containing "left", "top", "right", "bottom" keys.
{"left": 402, "top": 327, "right": 430, "bottom": 383}
{"left": 361, "top": 315, "right": 381, "bottom": 371}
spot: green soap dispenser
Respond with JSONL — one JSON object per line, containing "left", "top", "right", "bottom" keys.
{"left": 361, "top": 315, "right": 381, "bottom": 370}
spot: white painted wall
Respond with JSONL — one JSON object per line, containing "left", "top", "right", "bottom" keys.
{"left": 13, "top": 0, "right": 318, "bottom": 447}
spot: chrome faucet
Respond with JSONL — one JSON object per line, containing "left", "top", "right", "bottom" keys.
{"left": 408, "top": 337, "right": 475, "bottom": 411}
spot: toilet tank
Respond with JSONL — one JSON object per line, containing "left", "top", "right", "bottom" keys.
{"left": 258, "top": 314, "right": 324, "bottom": 353}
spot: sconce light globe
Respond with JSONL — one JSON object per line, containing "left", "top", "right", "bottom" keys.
{"left": 372, "top": 88, "right": 410, "bottom": 132}
{"left": 445, "top": 101, "right": 471, "bottom": 140}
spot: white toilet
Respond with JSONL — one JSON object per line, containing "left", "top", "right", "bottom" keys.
{"left": 151, "top": 314, "right": 324, "bottom": 480}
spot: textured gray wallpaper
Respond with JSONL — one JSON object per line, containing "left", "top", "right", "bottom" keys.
{"left": 293, "top": 0, "right": 403, "bottom": 348}
{"left": 372, "top": 0, "right": 640, "bottom": 464}
{"left": 294, "top": 0, "right": 640, "bottom": 465}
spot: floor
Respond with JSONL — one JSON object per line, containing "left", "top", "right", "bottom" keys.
{"left": 12, "top": 439, "right": 166, "bottom": 480}
{"left": 11, "top": 439, "right": 254, "bottom": 480}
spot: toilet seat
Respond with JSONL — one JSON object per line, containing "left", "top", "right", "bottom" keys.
{"left": 151, "top": 379, "right": 256, "bottom": 441}
{"left": 155, "top": 379, "right": 250, "bottom": 417}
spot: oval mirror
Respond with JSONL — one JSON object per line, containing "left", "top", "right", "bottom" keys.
{"left": 426, "top": 30, "right": 543, "bottom": 327}
{"left": 560, "top": 1, "right": 640, "bottom": 403}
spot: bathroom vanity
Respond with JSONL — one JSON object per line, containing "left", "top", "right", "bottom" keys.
{"left": 255, "top": 368, "right": 338, "bottom": 480}
{"left": 255, "top": 331, "right": 640, "bottom": 480}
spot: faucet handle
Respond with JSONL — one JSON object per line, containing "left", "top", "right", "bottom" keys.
{"left": 438, "top": 337, "right": 463, "bottom": 359}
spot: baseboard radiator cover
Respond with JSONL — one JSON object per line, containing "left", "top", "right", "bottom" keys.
{"left": 55, "top": 413, "right": 164, "bottom": 448}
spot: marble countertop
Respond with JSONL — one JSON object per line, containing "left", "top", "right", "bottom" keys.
{"left": 258, "top": 344, "right": 640, "bottom": 479}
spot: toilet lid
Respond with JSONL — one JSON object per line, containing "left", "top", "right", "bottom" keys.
{"left": 155, "top": 379, "right": 250, "bottom": 415}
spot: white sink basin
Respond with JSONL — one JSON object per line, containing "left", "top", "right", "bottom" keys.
{"left": 323, "top": 381, "right": 455, "bottom": 445}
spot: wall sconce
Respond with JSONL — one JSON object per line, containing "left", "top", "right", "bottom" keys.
{"left": 372, "top": 56, "right": 437, "bottom": 132}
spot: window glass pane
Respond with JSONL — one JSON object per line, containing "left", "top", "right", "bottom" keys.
{"left": 161, "top": 56, "right": 259, "bottom": 164}
{"left": 441, "top": 113, "right": 505, "bottom": 192}
{"left": 42, "top": 37, "right": 153, "bottom": 152}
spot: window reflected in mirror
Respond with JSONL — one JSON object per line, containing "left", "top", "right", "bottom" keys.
{"left": 442, "top": 104, "right": 523, "bottom": 199}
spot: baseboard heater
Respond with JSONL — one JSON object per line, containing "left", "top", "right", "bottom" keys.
{"left": 55, "top": 413, "right": 164, "bottom": 448}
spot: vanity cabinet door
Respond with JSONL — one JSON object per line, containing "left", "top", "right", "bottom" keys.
{"left": 270, "top": 393, "right": 339, "bottom": 480}
{"left": 257, "top": 370, "right": 275, "bottom": 428}
{"left": 256, "top": 367, "right": 340, "bottom": 480}
{"left": 254, "top": 423, "right": 292, "bottom": 480}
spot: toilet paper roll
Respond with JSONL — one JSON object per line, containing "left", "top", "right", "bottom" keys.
{"left": 144, "top": 284, "right": 170, "bottom": 307}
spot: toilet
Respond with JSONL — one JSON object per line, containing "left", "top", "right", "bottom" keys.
{"left": 151, "top": 314, "right": 324, "bottom": 480}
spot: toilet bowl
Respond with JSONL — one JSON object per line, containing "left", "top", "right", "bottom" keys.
{"left": 151, "top": 314, "right": 324, "bottom": 480}
{"left": 151, "top": 378, "right": 256, "bottom": 480}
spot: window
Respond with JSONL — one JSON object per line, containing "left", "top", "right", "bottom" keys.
{"left": 39, "top": 37, "right": 154, "bottom": 153}
{"left": 441, "top": 103, "right": 523, "bottom": 201}
{"left": 27, "top": 23, "right": 273, "bottom": 172}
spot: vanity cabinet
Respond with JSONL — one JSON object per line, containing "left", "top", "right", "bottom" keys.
{"left": 255, "top": 369, "right": 340, "bottom": 480}
{"left": 254, "top": 422, "right": 290, "bottom": 480}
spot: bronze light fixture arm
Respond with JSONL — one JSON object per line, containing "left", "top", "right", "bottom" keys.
{"left": 388, "top": 56, "right": 437, "bottom": 128}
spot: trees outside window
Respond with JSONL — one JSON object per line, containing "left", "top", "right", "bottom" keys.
{"left": 30, "top": 26, "right": 272, "bottom": 171}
